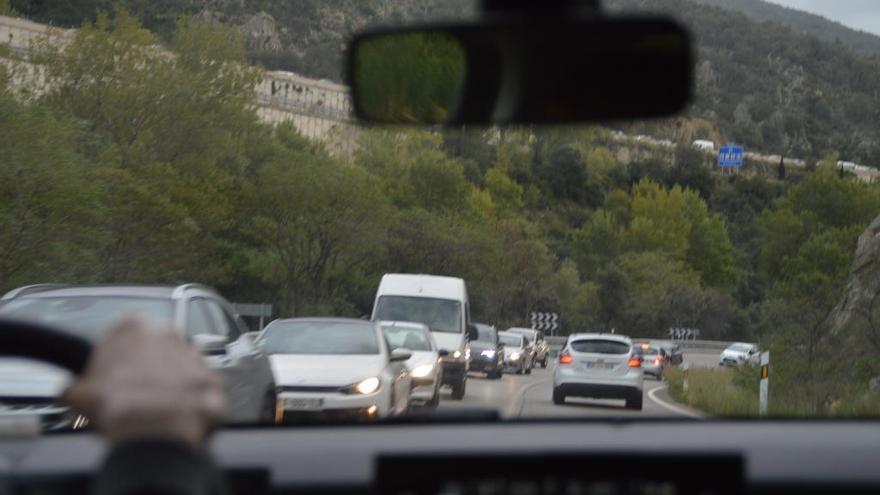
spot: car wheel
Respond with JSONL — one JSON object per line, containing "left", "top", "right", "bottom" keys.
{"left": 626, "top": 393, "right": 643, "bottom": 411}
{"left": 451, "top": 377, "right": 466, "bottom": 400}
{"left": 552, "top": 387, "right": 565, "bottom": 405}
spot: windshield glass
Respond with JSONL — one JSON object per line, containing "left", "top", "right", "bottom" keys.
{"left": 499, "top": 334, "right": 523, "bottom": 347}
{"left": 475, "top": 324, "right": 495, "bottom": 343}
{"left": 259, "top": 321, "right": 380, "bottom": 355}
{"left": 382, "top": 325, "right": 432, "bottom": 351}
{"left": 3, "top": 0, "right": 880, "bottom": 426}
{"left": 0, "top": 297, "right": 172, "bottom": 339}
{"left": 374, "top": 296, "right": 462, "bottom": 334}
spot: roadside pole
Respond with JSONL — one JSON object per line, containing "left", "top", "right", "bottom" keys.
{"left": 759, "top": 351, "right": 770, "bottom": 417}
{"left": 682, "top": 363, "right": 689, "bottom": 394}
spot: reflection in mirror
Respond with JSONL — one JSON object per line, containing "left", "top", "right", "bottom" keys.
{"left": 352, "top": 32, "right": 466, "bottom": 124}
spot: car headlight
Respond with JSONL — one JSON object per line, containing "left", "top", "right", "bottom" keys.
{"left": 465, "top": 348, "right": 471, "bottom": 360}
{"left": 452, "top": 350, "right": 462, "bottom": 359}
{"left": 354, "top": 377, "right": 380, "bottom": 395}
{"left": 510, "top": 352, "right": 521, "bottom": 361}
{"left": 411, "top": 363, "right": 434, "bottom": 378}
{"left": 480, "top": 350, "right": 496, "bottom": 358}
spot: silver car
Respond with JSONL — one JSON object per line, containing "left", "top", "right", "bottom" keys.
{"left": 0, "top": 284, "right": 278, "bottom": 429}
{"left": 553, "top": 333, "right": 644, "bottom": 410}
{"left": 499, "top": 331, "right": 531, "bottom": 375}
{"left": 380, "top": 321, "right": 443, "bottom": 407}
{"left": 634, "top": 344, "right": 665, "bottom": 380}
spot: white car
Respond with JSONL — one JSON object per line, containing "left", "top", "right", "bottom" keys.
{"left": 720, "top": 343, "right": 759, "bottom": 366}
{"left": 552, "top": 333, "right": 644, "bottom": 410}
{"left": 257, "top": 318, "right": 413, "bottom": 422}
{"left": 380, "top": 321, "right": 443, "bottom": 407}
{"left": 499, "top": 331, "right": 531, "bottom": 375}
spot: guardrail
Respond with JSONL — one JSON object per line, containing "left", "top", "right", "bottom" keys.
{"left": 543, "top": 336, "right": 752, "bottom": 354}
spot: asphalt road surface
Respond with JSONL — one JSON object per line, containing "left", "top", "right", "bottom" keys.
{"left": 438, "top": 352, "right": 716, "bottom": 419}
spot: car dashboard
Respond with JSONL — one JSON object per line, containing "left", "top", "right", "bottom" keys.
{"left": 2, "top": 420, "right": 879, "bottom": 495}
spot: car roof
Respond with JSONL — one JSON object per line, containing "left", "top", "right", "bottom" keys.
{"left": 268, "top": 317, "right": 375, "bottom": 327}
{"left": 507, "top": 327, "right": 537, "bottom": 334}
{"left": 498, "top": 331, "right": 525, "bottom": 340}
{"left": 378, "top": 320, "right": 430, "bottom": 332}
{"left": 568, "top": 333, "right": 633, "bottom": 344}
{"left": 377, "top": 273, "right": 466, "bottom": 300}
{"left": 0, "top": 284, "right": 208, "bottom": 300}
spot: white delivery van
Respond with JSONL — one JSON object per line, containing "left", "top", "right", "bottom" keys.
{"left": 371, "top": 274, "right": 478, "bottom": 400}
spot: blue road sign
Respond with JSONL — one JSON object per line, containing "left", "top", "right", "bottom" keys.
{"left": 718, "top": 144, "right": 744, "bottom": 167}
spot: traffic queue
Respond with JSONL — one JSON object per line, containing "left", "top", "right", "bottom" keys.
{"left": 0, "top": 273, "right": 560, "bottom": 428}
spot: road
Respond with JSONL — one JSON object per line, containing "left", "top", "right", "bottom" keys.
{"left": 438, "top": 352, "right": 716, "bottom": 419}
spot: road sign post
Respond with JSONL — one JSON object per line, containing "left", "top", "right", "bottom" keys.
{"left": 759, "top": 351, "right": 770, "bottom": 417}
{"left": 683, "top": 363, "right": 689, "bottom": 394}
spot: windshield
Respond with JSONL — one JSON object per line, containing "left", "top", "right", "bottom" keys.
{"left": 3, "top": 0, "right": 880, "bottom": 427}
{"left": 499, "top": 334, "right": 523, "bottom": 347}
{"left": 0, "top": 297, "right": 173, "bottom": 339}
{"left": 475, "top": 324, "right": 495, "bottom": 343}
{"left": 259, "top": 321, "right": 380, "bottom": 355}
{"left": 382, "top": 325, "right": 433, "bottom": 351}
{"left": 374, "top": 296, "right": 462, "bottom": 334}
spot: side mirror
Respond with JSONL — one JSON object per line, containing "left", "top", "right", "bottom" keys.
{"left": 466, "top": 323, "right": 479, "bottom": 341}
{"left": 438, "top": 349, "right": 450, "bottom": 358}
{"left": 241, "top": 331, "right": 261, "bottom": 344}
{"left": 390, "top": 348, "right": 412, "bottom": 362}
{"left": 192, "top": 334, "right": 228, "bottom": 355}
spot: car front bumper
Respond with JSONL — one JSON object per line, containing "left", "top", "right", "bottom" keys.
{"left": 278, "top": 388, "right": 390, "bottom": 419}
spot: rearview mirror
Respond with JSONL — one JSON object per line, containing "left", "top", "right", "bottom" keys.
{"left": 390, "top": 348, "right": 413, "bottom": 362}
{"left": 349, "top": 17, "right": 691, "bottom": 124}
{"left": 192, "top": 334, "right": 228, "bottom": 355}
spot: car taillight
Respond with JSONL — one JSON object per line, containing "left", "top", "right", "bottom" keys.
{"left": 627, "top": 355, "right": 641, "bottom": 367}
{"left": 559, "top": 351, "right": 573, "bottom": 364}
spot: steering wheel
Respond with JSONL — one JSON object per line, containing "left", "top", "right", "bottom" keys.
{"left": 0, "top": 317, "right": 92, "bottom": 374}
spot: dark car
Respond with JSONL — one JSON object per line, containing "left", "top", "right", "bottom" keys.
{"left": 468, "top": 323, "right": 504, "bottom": 379}
{"left": 0, "top": 284, "right": 277, "bottom": 430}
{"left": 652, "top": 340, "right": 683, "bottom": 366}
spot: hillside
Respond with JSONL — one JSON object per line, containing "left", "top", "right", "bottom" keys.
{"left": 10, "top": 0, "right": 880, "bottom": 165}
{"left": 689, "top": 0, "right": 880, "bottom": 57}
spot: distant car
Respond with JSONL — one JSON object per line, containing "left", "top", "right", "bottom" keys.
{"left": 720, "top": 343, "right": 759, "bottom": 366}
{"left": 553, "top": 333, "right": 644, "bottom": 410}
{"left": 468, "top": 323, "right": 504, "bottom": 379}
{"left": 499, "top": 331, "right": 531, "bottom": 375}
{"left": 258, "top": 318, "right": 412, "bottom": 422}
{"left": 652, "top": 340, "right": 683, "bottom": 366}
{"left": 507, "top": 327, "right": 549, "bottom": 368}
{"left": 634, "top": 344, "right": 665, "bottom": 380}
{"left": 0, "top": 283, "right": 278, "bottom": 429}
{"left": 380, "top": 321, "right": 443, "bottom": 407}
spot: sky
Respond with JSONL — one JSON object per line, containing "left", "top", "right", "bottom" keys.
{"left": 766, "top": 0, "right": 880, "bottom": 36}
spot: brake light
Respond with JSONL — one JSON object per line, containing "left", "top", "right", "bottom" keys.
{"left": 628, "top": 355, "right": 641, "bottom": 367}
{"left": 559, "top": 351, "right": 574, "bottom": 364}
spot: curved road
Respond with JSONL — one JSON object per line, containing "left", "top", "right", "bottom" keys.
{"left": 438, "top": 352, "right": 715, "bottom": 418}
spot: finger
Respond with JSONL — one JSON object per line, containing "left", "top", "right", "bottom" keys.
{"left": 62, "top": 380, "right": 99, "bottom": 420}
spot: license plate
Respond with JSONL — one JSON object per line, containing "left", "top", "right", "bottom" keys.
{"left": 585, "top": 362, "right": 614, "bottom": 370}
{"left": 284, "top": 398, "right": 323, "bottom": 411}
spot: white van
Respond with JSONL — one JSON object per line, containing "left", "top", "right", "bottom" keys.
{"left": 371, "top": 274, "right": 478, "bottom": 400}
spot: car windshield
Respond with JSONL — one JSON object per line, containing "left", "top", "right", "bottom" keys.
{"left": 499, "top": 334, "right": 523, "bottom": 347}
{"left": 373, "top": 296, "right": 462, "bottom": 334}
{"left": 0, "top": 297, "right": 173, "bottom": 339}
{"left": 259, "top": 321, "right": 380, "bottom": 355}
{"left": 571, "top": 340, "right": 631, "bottom": 355}
{"left": 382, "top": 325, "right": 432, "bottom": 351}
{"left": 2, "top": 0, "right": 880, "bottom": 426}
{"left": 475, "top": 325, "right": 495, "bottom": 343}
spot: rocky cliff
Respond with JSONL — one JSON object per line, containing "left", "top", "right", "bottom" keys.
{"left": 826, "top": 215, "right": 880, "bottom": 335}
